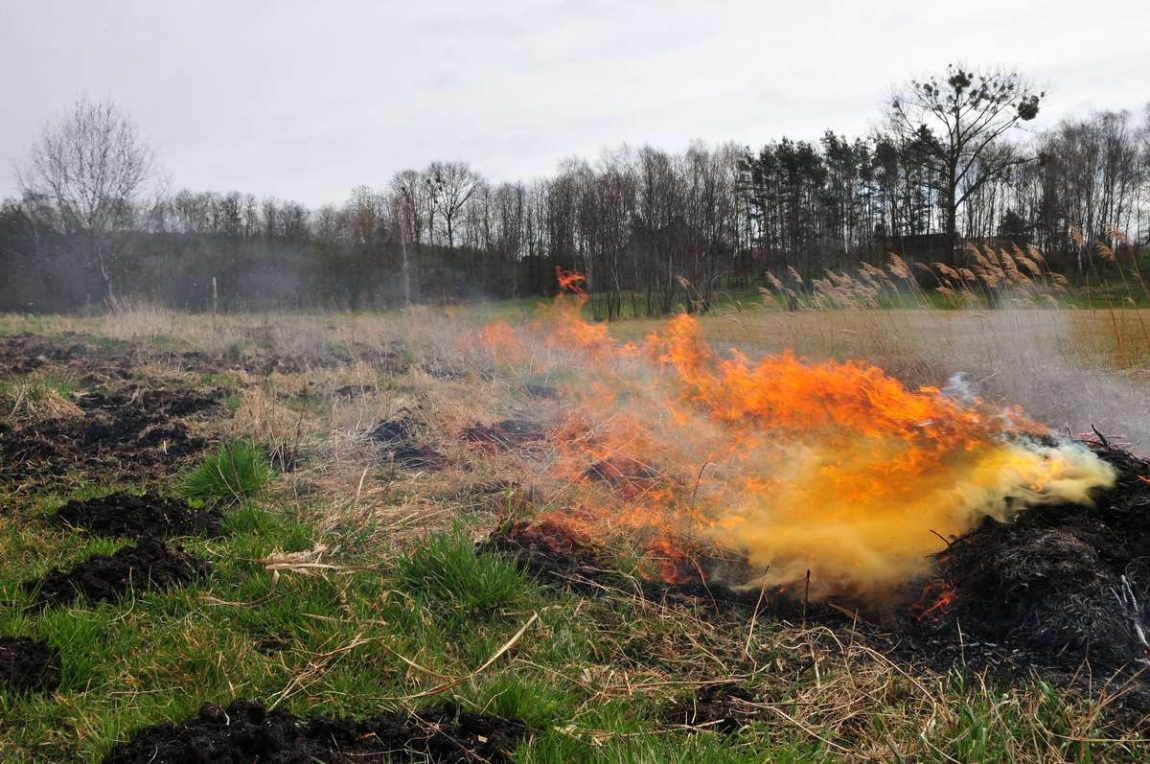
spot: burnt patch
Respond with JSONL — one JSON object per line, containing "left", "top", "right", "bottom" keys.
{"left": 479, "top": 519, "right": 759, "bottom": 610}
{"left": 78, "top": 385, "right": 224, "bottom": 419}
{"left": 27, "top": 538, "right": 211, "bottom": 608}
{"left": 0, "top": 637, "right": 61, "bottom": 694}
{"left": 918, "top": 443, "right": 1150, "bottom": 670}
{"left": 662, "top": 683, "right": 757, "bottom": 732}
{"left": 0, "top": 332, "right": 136, "bottom": 382}
{"left": 102, "top": 699, "right": 527, "bottom": 764}
{"left": 53, "top": 492, "right": 222, "bottom": 540}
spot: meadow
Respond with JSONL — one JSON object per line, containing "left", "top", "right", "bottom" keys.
{"left": 0, "top": 291, "right": 1148, "bottom": 763}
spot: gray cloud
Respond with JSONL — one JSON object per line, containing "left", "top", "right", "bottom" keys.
{"left": 1, "top": 0, "right": 1147, "bottom": 206}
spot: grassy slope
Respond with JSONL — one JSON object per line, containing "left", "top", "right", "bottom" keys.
{"left": 0, "top": 305, "right": 1147, "bottom": 762}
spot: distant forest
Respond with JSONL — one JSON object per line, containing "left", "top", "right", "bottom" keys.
{"left": 2, "top": 66, "right": 1148, "bottom": 316}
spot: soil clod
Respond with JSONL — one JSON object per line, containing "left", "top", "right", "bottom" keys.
{"left": 461, "top": 419, "right": 545, "bottom": 451}
{"left": 0, "top": 637, "right": 61, "bottom": 694}
{"left": 54, "top": 492, "right": 222, "bottom": 539}
{"left": 584, "top": 456, "right": 664, "bottom": 497}
{"left": 27, "top": 538, "right": 211, "bottom": 607}
{"left": 663, "top": 683, "right": 757, "bottom": 732}
{"left": 102, "top": 699, "right": 527, "bottom": 764}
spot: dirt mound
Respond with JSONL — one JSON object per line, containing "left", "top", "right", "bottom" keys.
{"left": 0, "top": 384, "right": 223, "bottom": 485}
{"left": 0, "top": 637, "right": 61, "bottom": 694}
{"left": 663, "top": 683, "right": 756, "bottom": 732}
{"left": 389, "top": 446, "right": 448, "bottom": 471}
{"left": 28, "top": 538, "right": 211, "bottom": 607}
{"left": 480, "top": 518, "right": 612, "bottom": 587}
{"left": 461, "top": 419, "right": 545, "bottom": 451}
{"left": 334, "top": 383, "right": 375, "bottom": 399}
{"left": 584, "top": 456, "right": 666, "bottom": 498}
{"left": 367, "top": 417, "right": 448, "bottom": 471}
{"left": 103, "top": 699, "right": 527, "bottom": 764}
{"left": 522, "top": 383, "right": 559, "bottom": 400}
{"left": 919, "top": 443, "right": 1150, "bottom": 670}
{"left": 54, "top": 493, "right": 222, "bottom": 539}
{"left": 479, "top": 519, "right": 767, "bottom": 612}
{"left": 367, "top": 418, "right": 417, "bottom": 446}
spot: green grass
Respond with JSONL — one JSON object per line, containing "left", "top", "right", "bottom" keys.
{"left": 394, "top": 531, "right": 539, "bottom": 624}
{"left": 180, "top": 441, "right": 272, "bottom": 506}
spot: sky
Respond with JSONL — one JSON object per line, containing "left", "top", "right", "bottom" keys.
{"left": 1, "top": 0, "right": 1147, "bottom": 208}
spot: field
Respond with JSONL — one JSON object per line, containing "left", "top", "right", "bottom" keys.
{"left": 1, "top": 300, "right": 1149, "bottom": 763}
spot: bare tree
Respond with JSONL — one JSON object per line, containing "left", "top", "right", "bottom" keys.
{"left": 426, "top": 161, "right": 483, "bottom": 250}
{"left": 17, "top": 96, "right": 156, "bottom": 301}
{"left": 888, "top": 65, "right": 1043, "bottom": 264}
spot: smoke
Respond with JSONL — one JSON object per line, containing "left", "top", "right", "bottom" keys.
{"left": 711, "top": 439, "right": 1114, "bottom": 597}
{"left": 477, "top": 296, "right": 1119, "bottom": 599}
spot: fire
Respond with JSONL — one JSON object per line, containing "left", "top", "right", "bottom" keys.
{"left": 476, "top": 271, "right": 1118, "bottom": 599}
{"left": 554, "top": 266, "right": 587, "bottom": 295}
{"left": 910, "top": 579, "right": 958, "bottom": 622}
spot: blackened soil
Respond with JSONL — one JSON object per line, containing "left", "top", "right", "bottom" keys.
{"left": 27, "top": 538, "right": 210, "bottom": 607}
{"left": 54, "top": 492, "right": 222, "bottom": 540}
{"left": 921, "top": 442, "right": 1150, "bottom": 671}
{"left": 662, "top": 683, "right": 757, "bottom": 732}
{"left": 0, "top": 637, "right": 61, "bottom": 694}
{"left": 0, "top": 333, "right": 137, "bottom": 384}
{"left": 102, "top": 699, "right": 527, "bottom": 764}
{"left": 0, "top": 384, "right": 225, "bottom": 485}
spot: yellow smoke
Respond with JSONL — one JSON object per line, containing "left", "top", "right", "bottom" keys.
{"left": 710, "top": 439, "right": 1116, "bottom": 595}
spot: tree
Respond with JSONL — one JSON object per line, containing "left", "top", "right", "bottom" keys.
{"left": 888, "top": 65, "right": 1043, "bottom": 264}
{"left": 17, "top": 96, "right": 157, "bottom": 301}
{"left": 426, "top": 161, "right": 482, "bottom": 250}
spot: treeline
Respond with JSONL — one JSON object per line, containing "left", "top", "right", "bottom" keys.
{"left": 2, "top": 85, "right": 1148, "bottom": 315}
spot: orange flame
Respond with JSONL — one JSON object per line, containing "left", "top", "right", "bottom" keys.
{"left": 910, "top": 579, "right": 958, "bottom": 623}
{"left": 555, "top": 266, "right": 586, "bottom": 295}
{"left": 476, "top": 271, "right": 1118, "bottom": 598}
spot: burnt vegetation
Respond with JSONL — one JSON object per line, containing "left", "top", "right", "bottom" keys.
{"left": 922, "top": 442, "right": 1150, "bottom": 671}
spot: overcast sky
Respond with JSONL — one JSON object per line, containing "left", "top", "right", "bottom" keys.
{"left": 1, "top": 0, "right": 1147, "bottom": 207}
